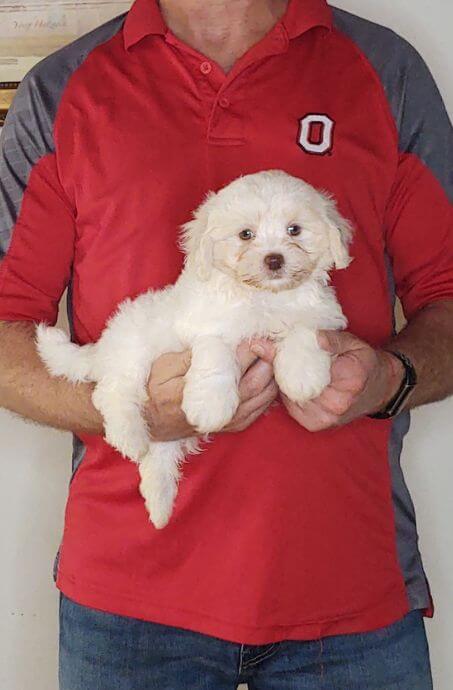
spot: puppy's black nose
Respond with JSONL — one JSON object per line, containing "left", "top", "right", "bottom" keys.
{"left": 264, "top": 253, "right": 284, "bottom": 271}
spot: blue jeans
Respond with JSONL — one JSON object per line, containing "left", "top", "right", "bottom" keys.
{"left": 59, "top": 594, "right": 433, "bottom": 690}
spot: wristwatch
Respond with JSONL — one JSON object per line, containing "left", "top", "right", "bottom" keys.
{"left": 368, "top": 351, "right": 417, "bottom": 419}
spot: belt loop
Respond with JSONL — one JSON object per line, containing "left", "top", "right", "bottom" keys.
{"left": 238, "top": 643, "right": 245, "bottom": 674}
{"left": 318, "top": 637, "right": 325, "bottom": 678}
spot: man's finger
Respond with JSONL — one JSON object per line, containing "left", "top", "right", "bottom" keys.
{"left": 314, "top": 385, "right": 354, "bottom": 417}
{"left": 164, "top": 375, "right": 186, "bottom": 402}
{"left": 239, "top": 358, "right": 274, "bottom": 401}
{"left": 328, "top": 355, "right": 367, "bottom": 394}
{"left": 240, "top": 401, "right": 273, "bottom": 429}
{"left": 317, "top": 330, "right": 361, "bottom": 356}
{"left": 281, "top": 395, "right": 338, "bottom": 431}
{"left": 229, "top": 399, "right": 274, "bottom": 433}
{"left": 250, "top": 338, "right": 276, "bottom": 363}
{"left": 237, "top": 378, "right": 278, "bottom": 417}
{"left": 236, "top": 341, "right": 260, "bottom": 375}
{"left": 151, "top": 350, "right": 192, "bottom": 382}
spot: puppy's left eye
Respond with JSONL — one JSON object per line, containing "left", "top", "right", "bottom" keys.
{"left": 287, "top": 224, "right": 302, "bottom": 237}
{"left": 239, "top": 229, "right": 254, "bottom": 240}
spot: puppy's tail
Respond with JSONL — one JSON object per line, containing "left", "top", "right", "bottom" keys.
{"left": 36, "top": 324, "right": 96, "bottom": 383}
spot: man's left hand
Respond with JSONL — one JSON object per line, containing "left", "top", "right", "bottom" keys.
{"left": 280, "top": 331, "right": 404, "bottom": 432}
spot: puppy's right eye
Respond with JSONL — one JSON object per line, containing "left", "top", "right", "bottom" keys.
{"left": 239, "top": 229, "right": 254, "bottom": 241}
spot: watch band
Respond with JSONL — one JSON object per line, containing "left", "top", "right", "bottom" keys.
{"left": 368, "top": 350, "right": 417, "bottom": 420}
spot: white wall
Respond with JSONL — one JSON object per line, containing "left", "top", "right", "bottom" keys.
{"left": 1, "top": 2, "right": 452, "bottom": 689}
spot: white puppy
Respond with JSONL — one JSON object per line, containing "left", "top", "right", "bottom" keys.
{"left": 37, "top": 170, "right": 353, "bottom": 529}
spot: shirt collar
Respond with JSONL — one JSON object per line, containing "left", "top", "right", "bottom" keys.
{"left": 123, "top": 0, "right": 166, "bottom": 51}
{"left": 282, "top": 0, "right": 332, "bottom": 39}
{"left": 123, "top": 0, "right": 332, "bottom": 51}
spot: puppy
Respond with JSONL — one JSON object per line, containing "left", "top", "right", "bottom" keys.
{"left": 37, "top": 170, "right": 353, "bottom": 529}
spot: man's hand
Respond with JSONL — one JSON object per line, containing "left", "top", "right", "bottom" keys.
{"left": 281, "top": 330, "right": 404, "bottom": 432}
{"left": 144, "top": 339, "right": 278, "bottom": 441}
{"left": 223, "top": 339, "right": 277, "bottom": 433}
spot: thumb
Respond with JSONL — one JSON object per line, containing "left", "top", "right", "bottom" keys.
{"left": 317, "top": 330, "right": 360, "bottom": 356}
{"left": 151, "top": 349, "right": 192, "bottom": 380}
{"left": 250, "top": 338, "right": 276, "bottom": 363}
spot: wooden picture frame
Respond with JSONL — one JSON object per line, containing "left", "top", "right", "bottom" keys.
{"left": 0, "top": 2, "right": 131, "bottom": 127}
{"left": 0, "top": 81, "right": 19, "bottom": 127}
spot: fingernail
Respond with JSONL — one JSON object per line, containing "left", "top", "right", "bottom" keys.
{"left": 251, "top": 345, "right": 265, "bottom": 357}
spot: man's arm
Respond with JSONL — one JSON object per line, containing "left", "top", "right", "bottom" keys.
{"left": 0, "top": 321, "right": 103, "bottom": 434}
{"left": 0, "top": 320, "right": 277, "bottom": 439}
{"left": 0, "top": 67, "right": 277, "bottom": 442}
{"left": 388, "top": 300, "right": 453, "bottom": 407}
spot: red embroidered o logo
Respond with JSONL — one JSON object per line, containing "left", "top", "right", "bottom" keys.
{"left": 298, "top": 114, "right": 335, "bottom": 155}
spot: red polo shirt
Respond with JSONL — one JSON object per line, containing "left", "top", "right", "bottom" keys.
{"left": 1, "top": 0, "right": 452, "bottom": 643}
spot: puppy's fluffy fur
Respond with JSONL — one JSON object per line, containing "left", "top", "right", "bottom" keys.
{"left": 37, "top": 170, "right": 353, "bottom": 528}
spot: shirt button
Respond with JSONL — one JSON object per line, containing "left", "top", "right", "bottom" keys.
{"left": 219, "top": 96, "right": 230, "bottom": 109}
{"left": 200, "top": 61, "right": 212, "bottom": 74}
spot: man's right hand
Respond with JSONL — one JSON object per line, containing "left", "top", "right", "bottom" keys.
{"left": 144, "top": 340, "right": 278, "bottom": 442}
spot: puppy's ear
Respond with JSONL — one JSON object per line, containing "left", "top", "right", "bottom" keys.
{"left": 322, "top": 195, "right": 353, "bottom": 270}
{"left": 194, "top": 232, "right": 214, "bottom": 281}
{"left": 180, "top": 192, "right": 216, "bottom": 281}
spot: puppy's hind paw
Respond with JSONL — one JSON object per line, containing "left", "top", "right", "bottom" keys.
{"left": 103, "top": 419, "right": 150, "bottom": 463}
{"left": 145, "top": 485, "right": 177, "bottom": 529}
{"left": 140, "top": 470, "right": 178, "bottom": 529}
{"left": 138, "top": 442, "right": 184, "bottom": 529}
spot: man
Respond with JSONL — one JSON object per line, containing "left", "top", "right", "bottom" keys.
{"left": 0, "top": 0, "right": 452, "bottom": 687}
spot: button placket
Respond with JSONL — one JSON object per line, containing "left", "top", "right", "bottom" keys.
{"left": 219, "top": 96, "right": 230, "bottom": 109}
{"left": 181, "top": 53, "right": 244, "bottom": 143}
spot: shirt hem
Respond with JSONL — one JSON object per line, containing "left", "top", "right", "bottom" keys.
{"left": 56, "top": 569, "right": 410, "bottom": 645}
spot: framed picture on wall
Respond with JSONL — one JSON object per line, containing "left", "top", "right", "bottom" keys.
{"left": 0, "top": 81, "right": 19, "bottom": 127}
{"left": 0, "top": 0, "right": 131, "bottom": 124}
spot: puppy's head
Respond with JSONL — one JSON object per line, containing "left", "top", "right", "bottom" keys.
{"left": 181, "top": 170, "right": 352, "bottom": 291}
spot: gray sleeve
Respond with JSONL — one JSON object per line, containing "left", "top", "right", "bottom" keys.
{"left": 0, "top": 71, "right": 55, "bottom": 257}
{"left": 0, "top": 12, "right": 126, "bottom": 258}
{"left": 333, "top": 7, "right": 453, "bottom": 201}
{"left": 388, "top": 42, "right": 453, "bottom": 201}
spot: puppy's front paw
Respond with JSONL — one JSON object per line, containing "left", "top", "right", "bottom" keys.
{"left": 182, "top": 377, "right": 239, "bottom": 433}
{"left": 275, "top": 347, "right": 331, "bottom": 406}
